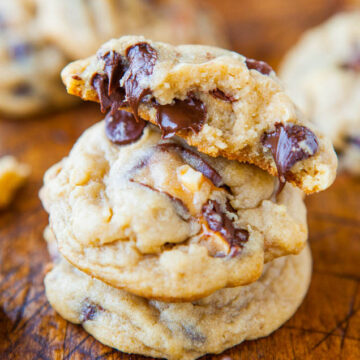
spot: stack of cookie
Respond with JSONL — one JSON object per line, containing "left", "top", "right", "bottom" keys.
{"left": 40, "top": 36, "right": 337, "bottom": 359}
{"left": 0, "top": 0, "right": 227, "bottom": 117}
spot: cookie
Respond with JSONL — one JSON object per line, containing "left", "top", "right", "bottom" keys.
{"left": 40, "top": 119, "right": 308, "bottom": 301}
{"left": 280, "top": 11, "right": 360, "bottom": 175}
{"left": 0, "top": 156, "right": 30, "bottom": 208}
{"left": 44, "top": 231, "right": 311, "bottom": 360}
{"left": 61, "top": 36, "right": 337, "bottom": 194}
{"left": 36, "top": 0, "right": 228, "bottom": 60}
{"left": 0, "top": 0, "right": 75, "bottom": 117}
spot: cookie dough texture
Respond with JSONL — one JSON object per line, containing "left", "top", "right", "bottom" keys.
{"left": 36, "top": 0, "right": 228, "bottom": 59}
{"left": 40, "top": 121, "right": 308, "bottom": 301}
{"left": 0, "top": 156, "right": 30, "bottom": 208}
{"left": 0, "top": 0, "right": 74, "bottom": 117}
{"left": 280, "top": 11, "right": 360, "bottom": 174}
{"left": 62, "top": 36, "right": 337, "bottom": 194}
{"left": 44, "top": 242, "right": 311, "bottom": 360}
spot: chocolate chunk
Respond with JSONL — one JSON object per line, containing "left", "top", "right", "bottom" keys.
{"left": 341, "top": 51, "right": 360, "bottom": 72}
{"left": 158, "top": 143, "right": 224, "bottom": 188}
{"left": 10, "top": 43, "right": 33, "bottom": 60}
{"left": 156, "top": 96, "right": 207, "bottom": 139}
{"left": 125, "top": 43, "right": 157, "bottom": 120}
{"left": 262, "top": 123, "right": 318, "bottom": 192}
{"left": 80, "top": 300, "right": 103, "bottom": 322}
{"left": 105, "top": 109, "right": 146, "bottom": 145}
{"left": 132, "top": 180, "right": 190, "bottom": 221}
{"left": 92, "top": 73, "right": 126, "bottom": 113}
{"left": 347, "top": 136, "right": 360, "bottom": 148}
{"left": 245, "top": 58, "right": 273, "bottom": 75}
{"left": 202, "top": 200, "right": 249, "bottom": 257}
{"left": 13, "top": 83, "right": 32, "bottom": 96}
{"left": 209, "top": 89, "right": 235, "bottom": 102}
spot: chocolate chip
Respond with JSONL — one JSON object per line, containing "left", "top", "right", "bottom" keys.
{"left": 202, "top": 200, "right": 249, "bottom": 257}
{"left": 13, "top": 83, "right": 32, "bottom": 96}
{"left": 103, "top": 51, "right": 127, "bottom": 95}
{"left": 156, "top": 95, "right": 207, "bottom": 139}
{"left": 91, "top": 73, "right": 126, "bottom": 113}
{"left": 125, "top": 43, "right": 157, "bottom": 120}
{"left": 9, "top": 43, "right": 33, "bottom": 60}
{"left": 209, "top": 89, "right": 235, "bottom": 102}
{"left": 346, "top": 136, "right": 360, "bottom": 148}
{"left": 158, "top": 143, "right": 224, "bottom": 188}
{"left": 261, "top": 123, "right": 318, "bottom": 192}
{"left": 80, "top": 300, "right": 103, "bottom": 322}
{"left": 245, "top": 58, "right": 273, "bottom": 75}
{"left": 105, "top": 109, "right": 146, "bottom": 145}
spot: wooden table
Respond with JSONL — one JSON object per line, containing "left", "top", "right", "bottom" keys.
{"left": 1, "top": 0, "right": 359, "bottom": 359}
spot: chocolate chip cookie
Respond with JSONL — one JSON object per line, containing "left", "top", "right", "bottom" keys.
{"left": 40, "top": 120, "right": 308, "bottom": 301}
{"left": 36, "top": 0, "right": 228, "bottom": 59}
{"left": 0, "top": 0, "right": 75, "bottom": 116}
{"left": 62, "top": 36, "right": 337, "bottom": 194}
{"left": 44, "top": 231, "right": 311, "bottom": 360}
{"left": 0, "top": 156, "right": 30, "bottom": 208}
{"left": 280, "top": 11, "right": 360, "bottom": 175}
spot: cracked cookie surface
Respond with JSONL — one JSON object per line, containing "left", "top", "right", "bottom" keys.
{"left": 44, "top": 235, "right": 311, "bottom": 360}
{"left": 40, "top": 120, "right": 308, "bottom": 301}
{"left": 280, "top": 11, "right": 360, "bottom": 175}
{"left": 62, "top": 36, "right": 337, "bottom": 193}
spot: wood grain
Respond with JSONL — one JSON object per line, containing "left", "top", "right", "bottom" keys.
{"left": 1, "top": 0, "right": 360, "bottom": 359}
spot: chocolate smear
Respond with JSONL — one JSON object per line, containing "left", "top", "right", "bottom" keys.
{"left": 105, "top": 109, "right": 146, "bottom": 145}
{"left": 131, "top": 180, "right": 190, "bottom": 221}
{"left": 158, "top": 143, "right": 225, "bottom": 188}
{"left": 202, "top": 200, "right": 249, "bottom": 257}
{"left": 209, "top": 89, "right": 235, "bottom": 102}
{"left": 245, "top": 58, "right": 273, "bottom": 75}
{"left": 125, "top": 43, "right": 157, "bottom": 120}
{"left": 262, "top": 123, "right": 318, "bottom": 193}
{"left": 156, "top": 96, "right": 206, "bottom": 139}
{"left": 80, "top": 300, "right": 103, "bottom": 322}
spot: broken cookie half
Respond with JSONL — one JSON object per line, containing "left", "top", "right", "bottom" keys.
{"left": 62, "top": 35, "right": 337, "bottom": 194}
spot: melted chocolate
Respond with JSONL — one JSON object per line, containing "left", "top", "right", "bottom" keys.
{"left": 245, "top": 58, "right": 273, "bottom": 75}
{"left": 80, "top": 301, "right": 103, "bottom": 322}
{"left": 262, "top": 123, "right": 318, "bottom": 192}
{"left": 209, "top": 89, "right": 235, "bottom": 102}
{"left": 156, "top": 96, "right": 206, "bottom": 139}
{"left": 92, "top": 73, "right": 126, "bottom": 113}
{"left": 158, "top": 143, "right": 224, "bottom": 188}
{"left": 103, "top": 51, "right": 127, "bottom": 94}
{"left": 202, "top": 200, "right": 249, "bottom": 257}
{"left": 105, "top": 109, "right": 146, "bottom": 145}
{"left": 124, "top": 43, "right": 157, "bottom": 120}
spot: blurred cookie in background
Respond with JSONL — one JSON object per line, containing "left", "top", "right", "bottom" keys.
{"left": 280, "top": 11, "right": 360, "bottom": 175}
{"left": 35, "top": 0, "right": 229, "bottom": 59}
{"left": 0, "top": 0, "right": 75, "bottom": 117}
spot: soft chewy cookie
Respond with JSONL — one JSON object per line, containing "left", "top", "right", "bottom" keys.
{"left": 62, "top": 36, "right": 337, "bottom": 194}
{"left": 280, "top": 11, "right": 360, "bottom": 175}
{"left": 44, "top": 233, "right": 311, "bottom": 360}
{"left": 36, "top": 0, "right": 227, "bottom": 59}
{"left": 40, "top": 118, "right": 308, "bottom": 301}
{"left": 0, "top": 0, "right": 74, "bottom": 117}
{"left": 0, "top": 156, "right": 30, "bottom": 208}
